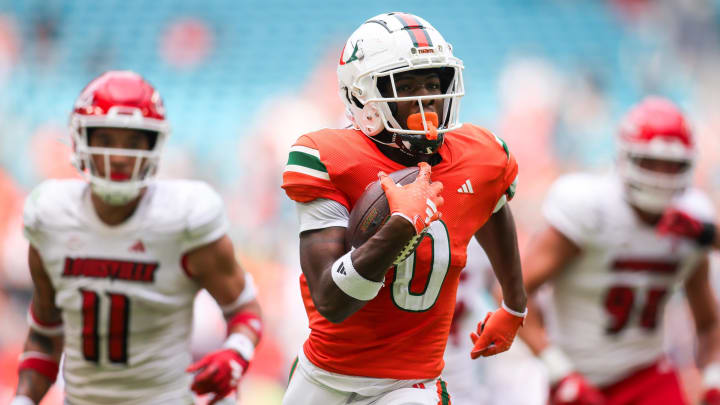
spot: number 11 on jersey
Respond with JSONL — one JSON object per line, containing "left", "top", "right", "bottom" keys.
{"left": 80, "top": 289, "right": 131, "bottom": 363}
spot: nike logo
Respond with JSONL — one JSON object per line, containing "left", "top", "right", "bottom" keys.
{"left": 457, "top": 179, "right": 474, "bottom": 194}
{"left": 339, "top": 42, "right": 360, "bottom": 66}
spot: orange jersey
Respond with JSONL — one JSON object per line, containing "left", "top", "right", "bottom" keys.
{"left": 282, "top": 124, "right": 518, "bottom": 379}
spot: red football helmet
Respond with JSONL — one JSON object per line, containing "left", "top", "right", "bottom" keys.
{"left": 69, "top": 71, "right": 170, "bottom": 205}
{"left": 617, "top": 96, "right": 695, "bottom": 213}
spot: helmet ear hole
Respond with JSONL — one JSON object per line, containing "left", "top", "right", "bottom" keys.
{"left": 351, "top": 95, "right": 364, "bottom": 109}
{"left": 344, "top": 87, "right": 364, "bottom": 109}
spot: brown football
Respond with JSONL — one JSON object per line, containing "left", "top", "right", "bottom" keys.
{"left": 345, "top": 166, "right": 420, "bottom": 251}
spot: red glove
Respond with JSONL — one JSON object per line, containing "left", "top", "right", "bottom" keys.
{"left": 470, "top": 305, "right": 525, "bottom": 358}
{"left": 703, "top": 388, "right": 720, "bottom": 405}
{"left": 379, "top": 162, "right": 444, "bottom": 235}
{"left": 186, "top": 349, "right": 249, "bottom": 404}
{"left": 657, "top": 208, "right": 716, "bottom": 246}
{"left": 550, "top": 373, "right": 606, "bottom": 405}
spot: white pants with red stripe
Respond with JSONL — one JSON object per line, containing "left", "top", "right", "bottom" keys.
{"left": 282, "top": 351, "right": 451, "bottom": 405}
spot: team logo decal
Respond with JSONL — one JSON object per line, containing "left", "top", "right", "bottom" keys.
{"left": 339, "top": 41, "right": 362, "bottom": 66}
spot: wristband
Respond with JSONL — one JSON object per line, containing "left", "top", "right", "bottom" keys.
{"left": 18, "top": 351, "right": 59, "bottom": 383}
{"left": 27, "top": 307, "right": 63, "bottom": 336}
{"left": 704, "top": 362, "right": 720, "bottom": 389}
{"left": 227, "top": 311, "right": 263, "bottom": 340}
{"left": 10, "top": 396, "right": 35, "bottom": 405}
{"left": 539, "top": 346, "right": 575, "bottom": 384}
{"left": 501, "top": 301, "right": 528, "bottom": 318}
{"left": 223, "top": 333, "right": 255, "bottom": 362}
{"left": 331, "top": 250, "right": 383, "bottom": 301}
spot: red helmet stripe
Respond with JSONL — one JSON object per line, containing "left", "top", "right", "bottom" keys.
{"left": 338, "top": 42, "right": 347, "bottom": 65}
{"left": 393, "top": 13, "right": 433, "bottom": 48}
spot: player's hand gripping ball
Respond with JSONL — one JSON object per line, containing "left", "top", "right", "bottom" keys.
{"left": 345, "top": 162, "right": 443, "bottom": 263}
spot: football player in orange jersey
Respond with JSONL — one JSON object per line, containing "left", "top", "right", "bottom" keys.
{"left": 281, "top": 12, "right": 527, "bottom": 405}
{"left": 11, "top": 71, "right": 262, "bottom": 405}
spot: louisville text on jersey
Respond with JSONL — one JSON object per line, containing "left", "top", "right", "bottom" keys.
{"left": 611, "top": 259, "right": 679, "bottom": 274}
{"left": 63, "top": 257, "right": 160, "bottom": 283}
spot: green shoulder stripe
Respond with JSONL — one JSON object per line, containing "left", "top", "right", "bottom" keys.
{"left": 506, "top": 174, "right": 518, "bottom": 199}
{"left": 492, "top": 133, "right": 510, "bottom": 159}
{"left": 287, "top": 150, "right": 327, "bottom": 173}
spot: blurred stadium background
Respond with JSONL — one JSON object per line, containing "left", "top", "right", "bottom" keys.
{"left": 1, "top": 0, "right": 720, "bottom": 404}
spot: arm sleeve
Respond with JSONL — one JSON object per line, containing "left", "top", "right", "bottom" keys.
{"left": 296, "top": 198, "right": 350, "bottom": 233}
{"left": 181, "top": 183, "right": 230, "bottom": 253}
{"left": 541, "top": 175, "right": 596, "bottom": 246}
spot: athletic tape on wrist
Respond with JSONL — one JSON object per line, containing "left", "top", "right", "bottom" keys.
{"left": 9, "top": 396, "right": 35, "bottom": 405}
{"left": 704, "top": 362, "right": 720, "bottom": 389}
{"left": 227, "top": 311, "right": 263, "bottom": 340}
{"left": 331, "top": 250, "right": 383, "bottom": 301}
{"left": 18, "top": 351, "right": 59, "bottom": 383}
{"left": 501, "top": 301, "right": 528, "bottom": 318}
{"left": 223, "top": 333, "right": 255, "bottom": 362}
{"left": 539, "top": 346, "right": 575, "bottom": 385}
{"left": 27, "top": 307, "right": 63, "bottom": 337}
{"left": 220, "top": 272, "right": 257, "bottom": 315}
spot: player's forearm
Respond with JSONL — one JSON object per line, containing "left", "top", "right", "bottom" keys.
{"left": 310, "top": 217, "right": 416, "bottom": 323}
{"left": 495, "top": 266, "right": 526, "bottom": 313}
{"left": 697, "top": 324, "right": 720, "bottom": 367}
{"left": 351, "top": 216, "right": 417, "bottom": 281}
{"left": 16, "top": 331, "right": 63, "bottom": 402}
{"left": 475, "top": 206, "right": 527, "bottom": 312}
{"left": 16, "top": 369, "right": 53, "bottom": 403}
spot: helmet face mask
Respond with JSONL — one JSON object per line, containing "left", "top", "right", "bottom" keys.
{"left": 70, "top": 71, "right": 170, "bottom": 205}
{"left": 337, "top": 12, "right": 464, "bottom": 155}
{"left": 616, "top": 97, "right": 695, "bottom": 214}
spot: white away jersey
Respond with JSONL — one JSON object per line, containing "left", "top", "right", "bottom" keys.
{"left": 23, "top": 179, "right": 229, "bottom": 405}
{"left": 542, "top": 172, "right": 714, "bottom": 386}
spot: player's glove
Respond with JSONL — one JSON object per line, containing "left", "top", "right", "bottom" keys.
{"left": 186, "top": 348, "right": 249, "bottom": 405}
{"left": 540, "top": 346, "right": 605, "bottom": 405}
{"left": 378, "top": 161, "right": 444, "bottom": 235}
{"left": 703, "top": 388, "right": 720, "bottom": 405}
{"left": 550, "top": 373, "right": 606, "bottom": 405}
{"left": 657, "top": 208, "right": 716, "bottom": 246}
{"left": 469, "top": 303, "right": 525, "bottom": 358}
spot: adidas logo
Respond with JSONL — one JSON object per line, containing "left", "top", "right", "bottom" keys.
{"left": 336, "top": 263, "right": 347, "bottom": 275}
{"left": 457, "top": 179, "right": 474, "bottom": 194}
{"left": 129, "top": 240, "right": 145, "bottom": 253}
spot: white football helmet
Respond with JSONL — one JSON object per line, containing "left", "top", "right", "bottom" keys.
{"left": 70, "top": 71, "right": 170, "bottom": 205}
{"left": 616, "top": 97, "right": 695, "bottom": 213}
{"left": 337, "top": 12, "right": 464, "bottom": 155}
